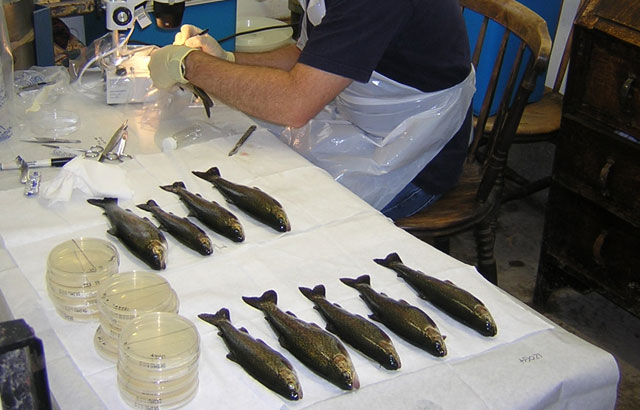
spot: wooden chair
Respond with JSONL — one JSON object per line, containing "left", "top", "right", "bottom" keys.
{"left": 488, "top": 0, "right": 588, "bottom": 201}
{"left": 394, "top": 0, "right": 552, "bottom": 284}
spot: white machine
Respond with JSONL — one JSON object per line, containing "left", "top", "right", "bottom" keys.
{"left": 100, "top": 0, "right": 185, "bottom": 104}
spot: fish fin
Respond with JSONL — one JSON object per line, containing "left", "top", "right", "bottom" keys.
{"left": 398, "top": 299, "right": 411, "bottom": 306}
{"left": 442, "top": 334, "right": 447, "bottom": 340}
{"left": 87, "top": 197, "right": 117, "bottom": 209}
{"left": 106, "top": 228, "right": 117, "bottom": 236}
{"left": 242, "top": 290, "right": 277, "bottom": 310}
{"left": 192, "top": 167, "right": 220, "bottom": 182}
{"left": 239, "top": 327, "right": 249, "bottom": 334}
{"left": 373, "top": 252, "right": 402, "bottom": 268}
{"left": 298, "top": 287, "right": 313, "bottom": 300}
{"left": 368, "top": 313, "right": 381, "bottom": 323}
{"left": 334, "top": 302, "right": 342, "bottom": 308}
{"left": 445, "top": 280, "right": 456, "bottom": 286}
{"left": 339, "top": 275, "right": 370, "bottom": 289}
{"left": 136, "top": 199, "right": 158, "bottom": 212}
{"left": 325, "top": 322, "right": 337, "bottom": 334}
{"left": 159, "top": 181, "right": 186, "bottom": 193}
{"left": 312, "top": 284, "right": 326, "bottom": 297}
{"left": 286, "top": 311, "right": 297, "bottom": 318}
{"left": 198, "top": 308, "right": 230, "bottom": 327}
{"left": 226, "top": 352, "right": 239, "bottom": 363}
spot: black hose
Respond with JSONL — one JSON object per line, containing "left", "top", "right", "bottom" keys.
{"left": 218, "top": 24, "right": 295, "bottom": 45}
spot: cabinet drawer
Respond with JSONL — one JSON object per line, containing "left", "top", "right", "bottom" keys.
{"left": 554, "top": 113, "right": 640, "bottom": 227}
{"left": 566, "top": 27, "right": 640, "bottom": 136}
{"left": 543, "top": 185, "right": 640, "bottom": 307}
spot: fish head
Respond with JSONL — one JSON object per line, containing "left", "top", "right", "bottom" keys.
{"left": 278, "top": 368, "right": 302, "bottom": 400}
{"left": 270, "top": 208, "right": 291, "bottom": 232}
{"left": 332, "top": 354, "right": 360, "bottom": 390}
{"left": 229, "top": 221, "right": 245, "bottom": 242}
{"left": 473, "top": 305, "right": 498, "bottom": 337}
{"left": 378, "top": 340, "right": 401, "bottom": 370}
{"left": 198, "top": 236, "right": 214, "bottom": 255}
{"left": 146, "top": 241, "right": 168, "bottom": 270}
{"left": 425, "top": 327, "right": 447, "bottom": 357}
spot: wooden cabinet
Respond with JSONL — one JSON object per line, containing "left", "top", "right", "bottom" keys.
{"left": 534, "top": 0, "right": 640, "bottom": 317}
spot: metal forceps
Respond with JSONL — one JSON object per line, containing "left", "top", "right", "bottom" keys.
{"left": 41, "top": 144, "right": 104, "bottom": 158}
{"left": 98, "top": 120, "right": 133, "bottom": 162}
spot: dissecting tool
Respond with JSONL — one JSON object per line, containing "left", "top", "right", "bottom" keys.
{"left": 98, "top": 120, "right": 131, "bottom": 162}
{"left": 0, "top": 157, "right": 75, "bottom": 171}
{"left": 41, "top": 144, "right": 105, "bottom": 158}
{"left": 21, "top": 137, "right": 82, "bottom": 144}
{"left": 228, "top": 125, "right": 257, "bottom": 156}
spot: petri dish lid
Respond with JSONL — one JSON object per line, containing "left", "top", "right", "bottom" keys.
{"left": 118, "top": 375, "right": 198, "bottom": 410}
{"left": 47, "top": 275, "right": 100, "bottom": 299}
{"left": 47, "top": 238, "right": 119, "bottom": 287}
{"left": 94, "top": 325, "right": 119, "bottom": 362}
{"left": 118, "top": 365, "right": 198, "bottom": 396}
{"left": 98, "top": 271, "right": 175, "bottom": 318}
{"left": 119, "top": 312, "right": 199, "bottom": 370}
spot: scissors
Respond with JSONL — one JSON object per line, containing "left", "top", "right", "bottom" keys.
{"left": 41, "top": 144, "right": 104, "bottom": 158}
{"left": 98, "top": 120, "right": 132, "bottom": 162}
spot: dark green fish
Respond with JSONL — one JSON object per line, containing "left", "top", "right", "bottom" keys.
{"left": 192, "top": 167, "right": 291, "bottom": 233}
{"left": 136, "top": 199, "right": 213, "bottom": 256}
{"left": 198, "top": 308, "right": 302, "bottom": 401}
{"left": 180, "top": 82, "right": 214, "bottom": 118}
{"left": 242, "top": 290, "right": 359, "bottom": 391}
{"left": 299, "top": 284, "right": 401, "bottom": 370}
{"left": 160, "top": 181, "right": 244, "bottom": 242}
{"left": 340, "top": 275, "right": 446, "bottom": 357}
{"left": 374, "top": 253, "right": 497, "bottom": 337}
{"left": 87, "top": 198, "right": 168, "bottom": 270}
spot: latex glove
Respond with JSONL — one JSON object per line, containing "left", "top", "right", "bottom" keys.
{"left": 173, "top": 24, "right": 235, "bottom": 62}
{"left": 148, "top": 45, "right": 196, "bottom": 89}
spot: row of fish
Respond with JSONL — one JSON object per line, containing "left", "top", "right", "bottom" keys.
{"left": 198, "top": 254, "right": 497, "bottom": 401}
{"left": 87, "top": 167, "right": 291, "bottom": 270}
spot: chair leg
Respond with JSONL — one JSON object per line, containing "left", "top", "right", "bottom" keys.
{"left": 475, "top": 218, "right": 497, "bottom": 284}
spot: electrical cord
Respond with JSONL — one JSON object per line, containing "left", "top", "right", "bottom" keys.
{"left": 218, "top": 24, "right": 295, "bottom": 45}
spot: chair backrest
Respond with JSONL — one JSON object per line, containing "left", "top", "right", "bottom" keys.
{"left": 461, "top": 0, "right": 552, "bottom": 202}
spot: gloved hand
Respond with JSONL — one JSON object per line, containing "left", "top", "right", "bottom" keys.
{"left": 148, "top": 45, "right": 196, "bottom": 89}
{"left": 174, "top": 24, "right": 235, "bottom": 62}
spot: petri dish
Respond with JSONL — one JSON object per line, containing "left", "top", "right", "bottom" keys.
{"left": 98, "top": 271, "right": 175, "bottom": 320}
{"left": 47, "top": 276, "right": 100, "bottom": 300}
{"left": 47, "top": 238, "right": 119, "bottom": 288}
{"left": 94, "top": 325, "right": 119, "bottom": 362}
{"left": 118, "top": 375, "right": 198, "bottom": 410}
{"left": 118, "top": 366, "right": 198, "bottom": 396}
{"left": 28, "top": 109, "right": 80, "bottom": 137}
{"left": 119, "top": 312, "right": 200, "bottom": 371}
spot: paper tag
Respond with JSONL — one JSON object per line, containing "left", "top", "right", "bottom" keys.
{"left": 135, "top": 6, "right": 152, "bottom": 29}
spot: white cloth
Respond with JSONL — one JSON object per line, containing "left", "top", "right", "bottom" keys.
{"left": 41, "top": 157, "right": 134, "bottom": 204}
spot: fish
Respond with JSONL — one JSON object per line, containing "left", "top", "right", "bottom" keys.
{"left": 192, "top": 167, "right": 291, "bottom": 233}
{"left": 160, "top": 181, "right": 244, "bottom": 242}
{"left": 180, "top": 82, "right": 214, "bottom": 118}
{"left": 242, "top": 290, "right": 359, "bottom": 391}
{"left": 198, "top": 308, "right": 302, "bottom": 401}
{"left": 374, "top": 253, "right": 497, "bottom": 337}
{"left": 136, "top": 199, "right": 213, "bottom": 256}
{"left": 340, "top": 275, "right": 447, "bottom": 357}
{"left": 87, "top": 198, "right": 168, "bottom": 270}
{"left": 299, "top": 284, "right": 401, "bottom": 370}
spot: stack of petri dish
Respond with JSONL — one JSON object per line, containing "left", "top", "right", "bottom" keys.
{"left": 94, "top": 271, "right": 179, "bottom": 362}
{"left": 46, "top": 238, "right": 119, "bottom": 322}
{"left": 117, "top": 312, "right": 200, "bottom": 409}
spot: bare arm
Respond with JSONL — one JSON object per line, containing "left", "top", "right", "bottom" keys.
{"left": 184, "top": 49, "right": 351, "bottom": 127}
{"left": 233, "top": 43, "right": 301, "bottom": 71}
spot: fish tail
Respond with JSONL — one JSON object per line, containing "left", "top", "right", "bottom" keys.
{"left": 340, "top": 275, "right": 371, "bottom": 289}
{"left": 136, "top": 199, "right": 159, "bottom": 212}
{"left": 159, "top": 181, "right": 186, "bottom": 193}
{"left": 192, "top": 167, "right": 220, "bottom": 181}
{"left": 373, "top": 252, "right": 403, "bottom": 268}
{"left": 299, "top": 284, "right": 326, "bottom": 301}
{"left": 198, "top": 308, "right": 230, "bottom": 327}
{"left": 87, "top": 197, "right": 117, "bottom": 209}
{"left": 242, "top": 289, "right": 277, "bottom": 310}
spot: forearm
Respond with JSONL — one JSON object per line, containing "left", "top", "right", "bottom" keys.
{"left": 184, "top": 50, "right": 349, "bottom": 127}
{"left": 233, "top": 44, "right": 301, "bottom": 71}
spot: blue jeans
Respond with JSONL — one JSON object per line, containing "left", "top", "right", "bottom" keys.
{"left": 381, "top": 182, "right": 441, "bottom": 220}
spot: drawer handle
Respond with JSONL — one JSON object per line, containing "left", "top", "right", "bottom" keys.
{"left": 620, "top": 74, "right": 636, "bottom": 114}
{"left": 592, "top": 230, "right": 608, "bottom": 265}
{"left": 598, "top": 157, "right": 615, "bottom": 197}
